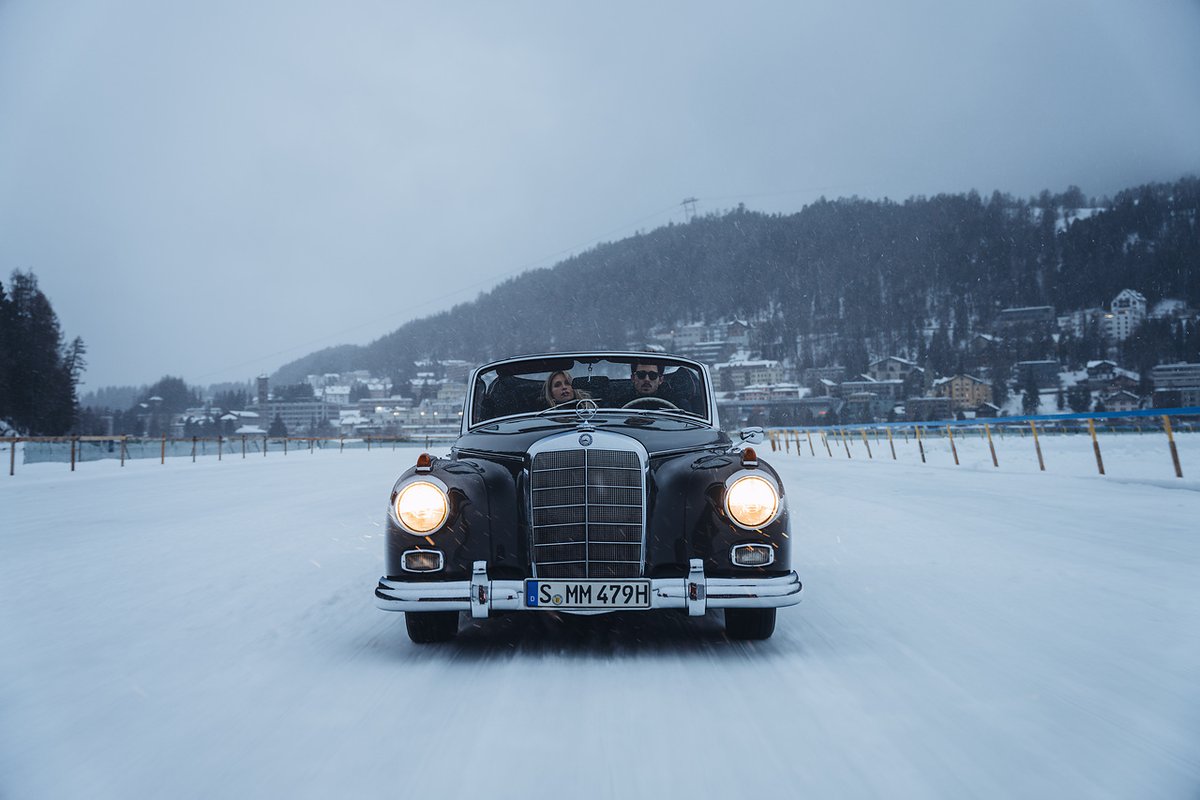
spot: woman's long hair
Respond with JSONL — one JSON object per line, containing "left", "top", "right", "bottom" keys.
{"left": 543, "top": 371, "right": 590, "bottom": 407}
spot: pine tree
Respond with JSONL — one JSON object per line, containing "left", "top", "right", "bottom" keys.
{"left": 1020, "top": 369, "right": 1040, "bottom": 415}
{"left": 0, "top": 279, "right": 11, "bottom": 425}
{"left": 4, "top": 271, "right": 79, "bottom": 434}
{"left": 268, "top": 413, "right": 288, "bottom": 437}
{"left": 1067, "top": 384, "right": 1091, "bottom": 413}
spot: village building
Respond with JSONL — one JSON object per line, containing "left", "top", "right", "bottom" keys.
{"left": 1085, "top": 361, "right": 1140, "bottom": 392}
{"left": 932, "top": 374, "right": 994, "bottom": 410}
{"left": 1015, "top": 360, "right": 1061, "bottom": 389}
{"left": 866, "top": 356, "right": 921, "bottom": 382}
{"left": 994, "top": 306, "right": 1056, "bottom": 336}
{"left": 1105, "top": 289, "right": 1147, "bottom": 341}
{"left": 1098, "top": 390, "right": 1140, "bottom": 412}
{"left": 905, "top": 396, "right": 954, "bottom": 422}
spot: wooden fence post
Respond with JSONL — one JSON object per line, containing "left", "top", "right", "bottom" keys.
{"left": 916, "top": 426, "right": 926, "bottom": 463}
{"left": 9, "top": 437, "right": 15, "bottom": 476}
{"left": 120, "top": 436, "right": 126, "bottom": 467}
{"left": 822, "top": 431, "right": 833, "bottom": 457}
{"left": 340, "top": 435, "right": 344, "bottom": 453}
{"left": 806, "top": 431, "right": 815, "bottom": 456}
{"left": 161, "top": 434, "right": 166, "bottom": 465}
{"left": 70, "top": 436, "right": 76, "bottom": 472}
{"left": 1088, "top": 418, "right": 1105, "bottom": 475}
{"left": 860, "top": 429, "right": 872, "bottom": 459}
{"left": 218, "top": 435, "right": 223, "bottom": 461}
{"left": 192, "top": 436, "right": 197, "bottom": 463}
{"left": 947, "top": 426, "right": 959, "bottom": 465}
{"left": 242, "top": 435, "right": 246, "bottom": 459}
{"left": 1163, "top": 416, "right": 1184, "bottom": 478}
{"left": 887, "top": 427, "right": 896, "bottom": 460}
{"left": 985, "top": 424, "right": 998, "bottom": 468}
{"left": 284, "top": 437, "right": 288, "bottom": 456}
{"left": 841, "top": 429, "right": 851, "bottom": 459}
{"left": 1030, "top": 421, "right": 1045, "bottom": 471}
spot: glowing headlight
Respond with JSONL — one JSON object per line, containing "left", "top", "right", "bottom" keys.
{"left": 724, "top": 474, "right": 779, "bottom": 529}
{"left": 394, "top": 481, "right": 448, "bottom": 534}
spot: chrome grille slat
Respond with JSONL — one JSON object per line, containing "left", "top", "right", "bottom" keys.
{"left": 531, "top": 445, "right": 644, "bottom": 579}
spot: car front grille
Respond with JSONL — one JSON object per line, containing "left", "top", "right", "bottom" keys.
{"left": 530, "top": 448, "right": 644, "bottom": 578}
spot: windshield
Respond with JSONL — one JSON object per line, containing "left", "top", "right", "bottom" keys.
{"left": 469, "top": 355, "right": 710, "bottom": 427}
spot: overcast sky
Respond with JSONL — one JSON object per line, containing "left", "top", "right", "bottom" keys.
{"left": 2, "top": 1, "right": 1198, "bottom": 391}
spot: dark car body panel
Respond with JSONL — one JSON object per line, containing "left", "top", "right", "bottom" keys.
{"left": 385, "top": 416, "right": 790, "bottom": 583}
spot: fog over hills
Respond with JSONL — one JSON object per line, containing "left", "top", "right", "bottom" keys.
{"left": 272, "top": 177, "right": 1200, "bottom": 385}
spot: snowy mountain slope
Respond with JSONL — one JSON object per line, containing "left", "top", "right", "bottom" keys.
{"left": 1, "top": 440, "right": 1198, "bottom": 799}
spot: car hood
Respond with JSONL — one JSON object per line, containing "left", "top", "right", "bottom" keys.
{"left": 454, "top": 414, "right": 729, "bottom": 459}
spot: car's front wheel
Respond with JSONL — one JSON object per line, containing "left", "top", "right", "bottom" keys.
{"left": 405, "top": 611, "right": 459, "bottom": 643}
{"left": 724, "top": 608, "right": 776, "bottom": 640}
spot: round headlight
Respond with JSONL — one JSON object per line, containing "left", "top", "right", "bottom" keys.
{"left": 724, "top": 474, "right": 779, "bottom": 529}
{"left": 394, "top": 481, "right": 448, "bottom": 534}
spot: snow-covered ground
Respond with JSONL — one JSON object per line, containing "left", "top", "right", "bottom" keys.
{"left": 2, "top": 436, "right": 1198, "bottom": 799}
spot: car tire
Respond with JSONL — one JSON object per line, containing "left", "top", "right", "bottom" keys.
{"left": 724, "top": 608, "right": 776, "bottom": 640}
{"left": 405, "top": 611, "right": 459, "bottom": 643}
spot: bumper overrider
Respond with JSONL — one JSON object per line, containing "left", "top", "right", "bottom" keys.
{"left": 375, "top": 559, "right": 803, "bottom": 618}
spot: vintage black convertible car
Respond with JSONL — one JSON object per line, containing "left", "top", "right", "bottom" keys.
{"left": 374, "top": 353, "right": 802, "bottom": 642}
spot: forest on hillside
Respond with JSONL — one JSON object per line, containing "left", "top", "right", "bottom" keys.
{"left": 273, "top": 177, "right": 1200, "bottom": 385}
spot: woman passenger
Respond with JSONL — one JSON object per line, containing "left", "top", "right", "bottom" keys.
{"left": 543, "top": 371, "right": 589, "bottom": 407}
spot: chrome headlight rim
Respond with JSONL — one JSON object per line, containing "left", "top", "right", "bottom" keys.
{"left": 390, "top": 476, "right": 450, "bottom": 536}
{"left": 722, "top": 470, "right": 783, "bottom": 530}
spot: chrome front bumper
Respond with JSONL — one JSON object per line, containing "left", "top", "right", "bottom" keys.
{"left": 375, "top": 559, "right": 803, "bottom": 618}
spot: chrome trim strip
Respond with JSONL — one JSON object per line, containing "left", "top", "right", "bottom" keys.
{"left": 463, "top": 351, "right": 720, "bottom": 434}
{"left": 470, "top": 560, "right": 489, "bottom": 619}
{"left": 686, "top": 558, "right": 707, "bottom": 616}
{"left": 375, "top": 565, "right": 802, "bottom": 613}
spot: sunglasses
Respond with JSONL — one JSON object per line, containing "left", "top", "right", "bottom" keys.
{"left": 634, "top": 370, "right": 660, "bottom": 380}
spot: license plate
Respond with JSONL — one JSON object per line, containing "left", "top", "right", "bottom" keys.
{"left": 525, "top": 579, "right": 651, "bottom": 609}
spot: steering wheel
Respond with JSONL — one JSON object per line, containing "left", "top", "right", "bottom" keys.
{"left": 622, "top": 396, "right": 680, "bottom": 411}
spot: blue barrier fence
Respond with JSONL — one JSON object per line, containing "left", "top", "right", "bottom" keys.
{"left": 4, "top": 434, "right": 457, "bottom": 476}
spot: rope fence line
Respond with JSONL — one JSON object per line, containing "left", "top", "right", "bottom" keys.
{"left": 5, "top": 433, "right": 457, "bottom": 477}
{"left": 765, "top": 407, "right": 1200, "bottom": 479}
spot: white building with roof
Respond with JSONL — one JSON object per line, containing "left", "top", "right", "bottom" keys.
{"left": 1106, "top": 289, "right": 1147, "bottom": 341}
{"left": 322, "top": 385, "right": 351, "bottom": 406}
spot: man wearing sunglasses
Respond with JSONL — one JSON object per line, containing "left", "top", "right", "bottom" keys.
{"left": 631, "top": 362, "right": 666, "bottom": 397}
{"left": 624, "top": 359, "right": 701, "bottom": 414}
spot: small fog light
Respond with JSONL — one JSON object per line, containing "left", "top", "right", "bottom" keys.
{"left": 402, "top": 549, "right": 444, "bottom": 573}
{"left": 731, "top": 543, "right": 774, "bottom": 567}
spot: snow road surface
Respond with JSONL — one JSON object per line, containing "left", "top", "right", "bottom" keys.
{"left": 2, "top": 436, "right": 1198, "bottom": 799}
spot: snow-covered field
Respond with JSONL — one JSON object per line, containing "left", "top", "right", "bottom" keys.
{"left": 2, "top": 435, "right": 1198, "bottom": 799}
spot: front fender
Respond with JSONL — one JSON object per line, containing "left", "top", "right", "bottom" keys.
{"left": 646, "top": 451, "right": 791, "bottom": 578}
{"left": 384, "top": 455, "right": 523, "bottom": 580}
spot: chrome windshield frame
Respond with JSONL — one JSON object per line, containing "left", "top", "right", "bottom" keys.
{"left": 461, "top": 352, "right": 720, "bottom": 435}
